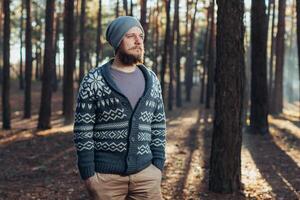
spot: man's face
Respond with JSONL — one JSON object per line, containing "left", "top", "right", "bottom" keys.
{"left": 116, "top": 26, "right": 145, "bottom": 66}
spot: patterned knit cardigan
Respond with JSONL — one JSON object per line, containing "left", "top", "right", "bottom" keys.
{"left": 73, "top": 59, "right": 166, "bottom": 180}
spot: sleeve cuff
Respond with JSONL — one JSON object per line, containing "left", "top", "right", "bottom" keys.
{"left": 78, "top": 164, "right": 95, "bottom": 180}
{"left": 152, "top": 158, "right": 165, "bottom": 172}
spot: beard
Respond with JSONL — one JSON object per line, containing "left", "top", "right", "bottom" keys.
{"left": 117, "top": 47, "right": 144, "bottom": 66}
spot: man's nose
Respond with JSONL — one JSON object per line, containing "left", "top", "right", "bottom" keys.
{"left": 134, "top": 35, "right": 142, "bottom": 44}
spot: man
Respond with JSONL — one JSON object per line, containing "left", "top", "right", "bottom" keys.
{"left": 73, "top": 16, "right": 166, "bottom": 200}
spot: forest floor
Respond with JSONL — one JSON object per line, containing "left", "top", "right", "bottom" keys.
{"left": 0, "top": 81, "right": 299, "bottom": 200}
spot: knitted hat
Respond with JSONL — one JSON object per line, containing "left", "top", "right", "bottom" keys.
{"left": 105, "top": 16, "right": 144, "bottom": 50}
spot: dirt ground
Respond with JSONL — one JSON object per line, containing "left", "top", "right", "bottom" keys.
{"left": 0, "top": 81, "right": 299, "bottom": 200}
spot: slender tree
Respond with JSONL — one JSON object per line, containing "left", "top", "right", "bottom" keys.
{"left": 209, "top": 0, "right": 245, "bottom": 192}
{"left": 140, "top": 0, "right": 148, "bottom": 50}
{"left": 174, "top": 0, "right": 182, "bottom": 107}
{"left": 205, "top": 0, "right": 215, "bottom": 108}
{"left": 250, "top": 0, "right": 269, "bottom": 134}
{"left": 2, "top": 0, "right": 11, "bottom": 129}
{"left": 0, "top": 0, "right": 3, "bottom": 84}
{"left": 185, "top": 0, "right": 199, "bottom": 102}
{"left": 38, "top": 0, "right": 55, "bottom": 129}
{"left": 168, "top": 0, "right": 175, "bottom": 111}
{"left": 160, "top": 0, "right": 171, "bottom": 99}
{"left": 24, "top": 0, "right": 33, "bottom": 118}
{"left": 79, "top": 0, "right": 86, "bottom": 83}
{"left": 272, "top": 0, "right": 286, "bottom": 114}
{"left": 268, "top": 0, "right": 276, "bottom": 108}
{"left": 297, "top": 0, "right": 300, "bottom": 85}
{"left": 19, "top": 0, "right": 25, "bottom": 90}
{"left": 63, "top": 0, "right": 75, "bottom": 124}
{"left": 52, "top": 6, "right": 61, "bottom": 92}
{"left": 129, "top": 0, "right": 133, "bottom": 16}
{"left": 96, "top": 0, "right": 102, "bottom": 67}
{"left": 116, "top": 0, "right": 119, "bottom": 17}
{"left": 123, "top": 0, "right": 128, "bottom": 15}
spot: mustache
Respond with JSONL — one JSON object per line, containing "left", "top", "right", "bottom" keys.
{"left": 128, "top": 46, "right": 143, "bottom": 51}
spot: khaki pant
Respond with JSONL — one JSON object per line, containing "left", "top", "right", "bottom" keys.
{"left": 86, "top": 164, "right": 163, "bottom": 200}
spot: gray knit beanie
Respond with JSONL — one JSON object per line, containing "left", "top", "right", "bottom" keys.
{"left": 105, "top": 16, "right": 144, "bottom": 50}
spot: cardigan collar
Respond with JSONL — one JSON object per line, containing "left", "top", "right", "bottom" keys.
{"left": 100, "top": 58, "right": 153, "bottom": 98}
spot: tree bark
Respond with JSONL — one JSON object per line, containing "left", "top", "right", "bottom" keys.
{"left": 96, "top": 0, "right": 102, "bottom": 67}
{"left": 168, "top": 0, "right": 175, "bottom": 111}
{"left": 272, "top": 0, "right": 286, "bottom": 114}
{"left": 268, "top": 0, "right": 276, "bottom": 110}
{"left": 205, "top": 0, "right": 215, "bottom": 108}
{"left": 250, "top": 0, "right": 269, "bottom": 134}
{"left": 19, "top": 0, "right": 25, "bottom": 90}
{"left": 63, "top": 0, "right": 75, "bottom": 124}
{"left": 209, "top": 0, "right": 245, "bottom": 193}
{"left": 2, "top": 0, "right": 11, "bottom": 129}
{"left": 174, "top": 0, "right": 182, "bottom": 107}
{"left": 79, "top": 0, "right": 86, "bottom": 83}
{"left": 297, "top": 0, "right": 300, "bottom": 91}
{"left": 160, "top": 0, "right": 171, "bottom": 100}
{"left": 140, "top": 0, "right": 148, "bottom": 51}
{"left": 185, "top": 0, "right": 199, "bottom": 102}
{"left": 123, "top": 0, "right": 128, "bottom": 15}
{"left": 24, "top": 0, "right": 33, "bottom": 118}
{"left": 38, "top": 0, "right": 55, "bottom": 129}
{"left": 116, "top": 0, "right": 119, "bottom": 18}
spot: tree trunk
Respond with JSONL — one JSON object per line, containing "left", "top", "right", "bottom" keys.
{"left": 160, "top": 0, "right": 171, "bottom": 100}
{"left": 19, "top": 0, "right": 25, "bottom": 90}
{"left": 297, "top": 0, "right": 300, "bottom": 91}
{"left": 168, "top": 0, "right": 175, "bottom": 111}
{"left": 174, "top": 0, "right": 182, "bottom": 107}
{"left": 24, "top": 0, "right": 33, "bottom": 118}
{"left": 205, "top": 0, "right": 215, "bottom": 108}
{"left": 79, "top": 0, "right": 86, "bottom": 83}
{"left": 96, "top": 0, "right": 102, "bottom": 67}
{"left": 185, "top": 0, "right": 199, "bottom": 102}
{"left": 38, "top": 0, "right": 55, "bottom": 129}
{"left": 116, "top": 0, "right": 119, "bottom": 18}
{"left": 140, "top": 0, "right": 148, "bottom": 51}
{"left": 0, "top": 0, "right": 3, "bottom": 85}
{"left": 153, "top": 0, "right": 160, "bottom": 76}
{"left": 268, "top": 0, "right": 276, "bottom": 111}
{"left": 129, "top": 0, "right": 133, "bottom": 16}
{"left": 272, "top": 0, "right": 286, "bottom": 114}
{"left": 200, "top": 5, "right": 211, "bottom": 105}
{"left": 52, "top": 11, "right": 60, "bottom": 92}
{"left": 250, "top": 0, "right": 269, "bottom": 134}
{"left": 123, "top": 0, "right": 128, "bottom": 15}
{"left": 63, "top": 0, "right": 75, "bottom": 124}
{"left": 209, "top": 0, "right": 245, "bottom": 193}
{"left": 2, "top": 0, "right": 11, "bottom": 129}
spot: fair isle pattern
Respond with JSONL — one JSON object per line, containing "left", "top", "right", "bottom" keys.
{"left": 94, "top": 121, "right": 129, "bottom": 130}
{"left": 94, "top": 141, "right": 127, "bottom": 152}
{"left": 77, "top": 103, "right": 93, "bottom": 110}
{"left": 145, "top": 100, "right": 156, "bottom": 108}
{"left": 76, "top": 141, "right": 94, "bottom": 151}
{"left": 137, "top": 144, "right": 151, "bottom": 155}
{"left": 98, "top": 108, "right": 127, "bottom": 122}
{"left": 152, "top": 113, "right": 165, "bottom": 123}
{"left": 139, "top": 111, "right": 153, "bottom": 123}
{"left": 138, "top": 132, "right": 151, "bottom": 141}
{"left": 94, "top": 130, "right": 127, "bottom": 139}
{"left": 152, "top": 130, "right": 165, "bottom": 137}
{"left": 73, "top": 125, "right": 94, "bottom": 131}
{"left": 98, "top": 97, "right": 120, "bottom": 107}
{"left": 138, "top": 124, "right": 151, "bottom": 132}
{"left": 152, "top": 123, "right": 166, "bottom": 129}
{"left": 74, "top": 62, "right": 166, "bottom": 180}
{"left": 75, "top": 113, "right": 96, "bottom": 123}
{"left": 74, "top": 131, "right": 93, "bottom": 139}
{"left": 150, "top": 138, "right": 166, "bottom": 148}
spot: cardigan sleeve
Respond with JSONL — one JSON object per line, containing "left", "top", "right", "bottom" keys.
{"left": 73, "top": 72, "right": 97, "bottom": 180}
{"left": 150, "top": 77, "right": 167, "bottom": 172}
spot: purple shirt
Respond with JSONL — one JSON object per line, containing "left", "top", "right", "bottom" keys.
{"left": 109, "top": 66, "right": 145, "bottom": 109}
